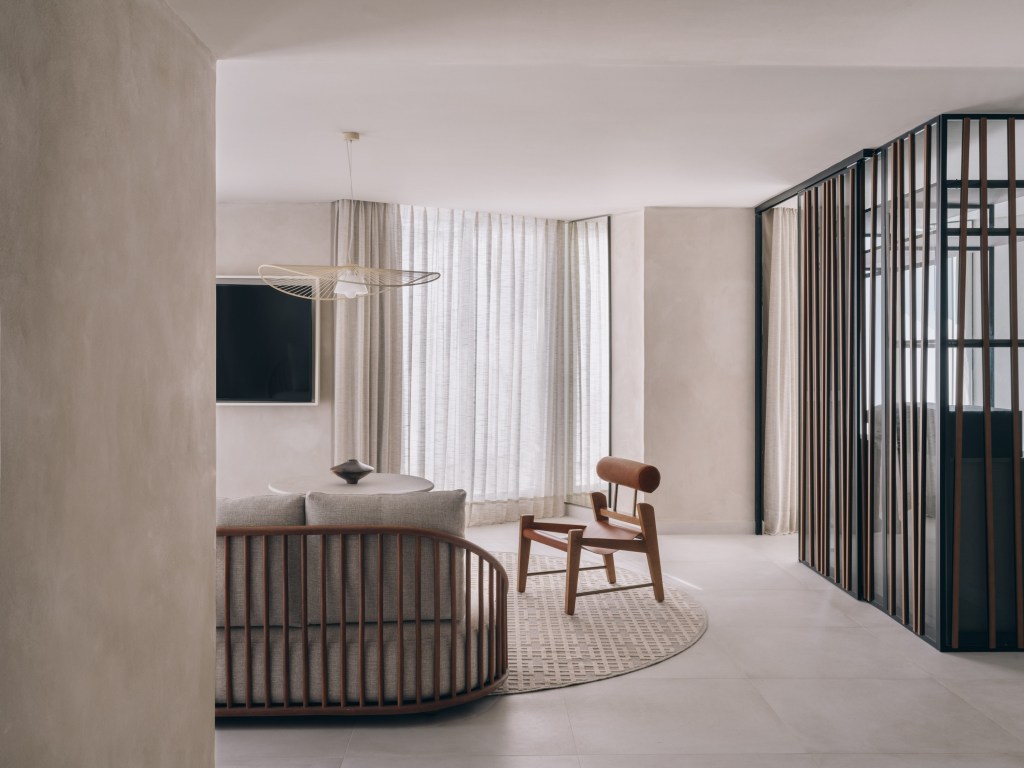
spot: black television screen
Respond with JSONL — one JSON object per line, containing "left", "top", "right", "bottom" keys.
{"left": 216, "top": 282, "right": 317, "bottom": 403}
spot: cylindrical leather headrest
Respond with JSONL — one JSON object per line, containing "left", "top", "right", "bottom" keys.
{"left": 596, "top": 456, "right": 660, "bottom": 493}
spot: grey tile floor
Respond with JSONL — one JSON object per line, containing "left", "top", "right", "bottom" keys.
{"left": 216, "top": 520, "right": 1024, "bottom": 768}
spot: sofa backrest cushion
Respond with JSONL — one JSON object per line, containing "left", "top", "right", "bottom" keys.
{"left": 304, "top": 490, "right": 467, "bottom": 624}
{"left": 216, "top": 494, "right": 305, "bottom": 628}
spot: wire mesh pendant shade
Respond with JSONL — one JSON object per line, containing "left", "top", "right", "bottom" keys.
{"left": 258, "top": 264, "right": 440, "bottom": 300}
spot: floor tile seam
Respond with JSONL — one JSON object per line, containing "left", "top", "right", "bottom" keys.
{"left": 930, "top": 675, "right": 1024, "bottom": 748}
{"left": 343, "top": 748, "right": 583, "bottom": 759}
{"left": 570, "top": 747, "right": 814, "bottom": 757}
{"left": 572, "top": 749, "right": 1024, "bottom": 758}
{"left": 737, "top": 676, "right": 816, "bottom": 755}
{"left": 748, "top": 675, "right": 967, "bottom": 683}
{"left": 558, "top": 691, "right": 585, "bottom": 759}
{"left": 750, "top": 676, "right": 1024, "bottom": 754}
{"left": 765, "top": 559, "right": 829, "bottom": 590}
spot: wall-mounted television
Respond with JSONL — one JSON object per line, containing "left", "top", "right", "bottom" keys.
{"left": 216, "top": 277, "right": 318, "bottom": 405}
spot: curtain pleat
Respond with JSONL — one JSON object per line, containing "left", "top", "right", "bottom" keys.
{"left": 763, "top": 207, "right": 801, "bottom": 534}
{"left": 332, "top": 200, "right": 404, "bottom": 473}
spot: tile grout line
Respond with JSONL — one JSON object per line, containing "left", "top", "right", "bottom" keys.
{"left": 930, "top": 675, "right": 1024, "bottom": 752}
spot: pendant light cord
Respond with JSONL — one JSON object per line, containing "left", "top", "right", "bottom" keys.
{"left": 346, "top": 138, "right": 355, "bottom": 201}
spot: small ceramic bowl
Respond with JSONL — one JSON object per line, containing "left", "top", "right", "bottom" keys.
{"left": 331, "top": 459, "right": 375, "bottom": 484}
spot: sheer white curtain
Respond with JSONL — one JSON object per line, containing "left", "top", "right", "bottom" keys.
{"left": 398, "top": 207, "right": 570, "bottom": 524}
{"left": 566, "top": 217, "right": 610, "bottom": 500}
{"left": 332, "top": 200, "right": 404, "bottom": 472}
{"left": 333, "top": 201, "right": 609, "bottom": 526}
{"left": 763, "top": 206, "right": 800, "bottom": 534}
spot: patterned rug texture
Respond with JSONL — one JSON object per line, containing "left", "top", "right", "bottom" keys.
{"left": 492, "top": 552, "right": 708, "bottom": 694}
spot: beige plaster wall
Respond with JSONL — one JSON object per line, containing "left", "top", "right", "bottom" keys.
{"left": 0, "top": 1, "right": 215, "bottom": 765}
{"left": 216, "top": 203, "right": 335, "bottom": 498}
{"left": 609, "top": 211, "right": 645, "bottom": 460}
{"left": 643, "top": 208, "right": 755, "bottom": 533}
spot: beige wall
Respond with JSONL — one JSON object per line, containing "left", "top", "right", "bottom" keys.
{"left": 216, "top": 203, "right": 335, "bottom": 498}
{"left": 0, "top": 1, "right": 215, "bottom": 765}
{"left": 610, "top": 211, "right": 645, "bottom": 459}
{"left": 643, "top": 208, "right": 755, "bottom": 533}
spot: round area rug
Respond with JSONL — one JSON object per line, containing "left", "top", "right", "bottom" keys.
{"left": 492, "top": 552, "right": 708, "bottom": 694}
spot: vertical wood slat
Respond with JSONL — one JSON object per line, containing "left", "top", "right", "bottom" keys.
{"left": 810, "top": 185, "right": 818, "bottom": 570}
{"left": 806, "top": 188, "right": 815, "bottom": 568}
{"left": 918, "top": 124, "right": 933, "bottom": 634}
{"left": 244, "top": 536, "right": 252, "bottom": 708}
{"left": 846, "top": 169, "right": 855, "bottom": 589}
{"left": 845, "top": 169, "right": 853, "bottom": 589}
{"left": 818, "top": 182, "right": 827, "bottom": 572}
{"left": 414, "top": 536, "right": 422, "bottom": 705}
{"left": 449, "top": 545, "right": 457, "bottom": 700}
{"left": 979, "top": 119, "right": 997, "bottom": 649}
{"left": 832, "top": 174, "right": 839, "bottom": 577}
{"left": 300, "top": 535, "right": 308, "bottom": 707}
{"left": 223, "top": 536, "right": 233, "bottom": 708}
{"left": 282, "top": 534, "right": 289, "bottom": 705}
{"left": 358, "top": 534, "right": 365, "bottom": 707}
{"left": 464, "top": 548, "right": 472, "bottom": 691}
{"left": 800, "top": 190, "right": 810, "bottom": 565}
{"left": 356, "top": 536, "right": 364, "bottom": 708}
{"left": 845, "top": 169, "right": 855, "bottom": 590}
{"left": 888, "top": 141, "right": 898, "bottom": 615}
{"left": 378, "top": 534, "right": 385, "bottom": 706}
{"left": 321, "top": 534, "right": 328, "bottom": 707}
{"left": 839, "top": 172, "right": 847, "bottom": 586}
{"left": 823, "top": 179, "right": 833, "bottom": 578}
{"left": 867, "top": 155, "right": 880, "bottom": 600}
{"left": 491, "top": 561, "right": 499, "bottom": 684}
{"left": 433, "top": 541, "right": 441, "bottom": 702}
{"left": 263, "top": 536, "right": 270, "bottom": 707}
{"left": 1008, "top": 117, "right": 1024, "bottom": 649}
{"left": 952, "top": 117, "right": 972, "bottom": 649}
{"left": 899, "top": 135, "right": 911, "bottom": 626}
{"left": 835, "top": 173, "right": 843, "bottom": 585}
{"left": 477, "top": 556, "right": 484, "bottom": 689}
{"left": 339, "top": 533, "right": 347, "bottom": 707}
{"left": 395, "top": 535, "right": 403, "bottom": 706}
{"left": 803, "top": 187, "right": 809, "bottom": 568}
{"left": 859, "top": 163, "right": 872, "bottom": 597}
{"left": 909, "top": 131, "right": 921, "bottom": 632}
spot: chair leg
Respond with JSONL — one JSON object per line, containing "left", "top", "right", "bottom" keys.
{"left": 602, "top": 553, "right": 617, "bottom": 584}
{"left": 565, "top": 529, "right": 583, "bottom": 615}
{"left": 517, "top": 515, "right": 534, "bottom": 593}
{"left": 637, "top": 504, "right": 664, "bottom": 602}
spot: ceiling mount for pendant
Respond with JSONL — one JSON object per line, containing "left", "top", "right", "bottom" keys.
{"left": 342, "top": 131, "right": 359, "bottom": 200}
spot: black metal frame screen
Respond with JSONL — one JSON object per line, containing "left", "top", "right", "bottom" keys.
{"left": 755, "top": 113, "right": 1024, "bottom": 651}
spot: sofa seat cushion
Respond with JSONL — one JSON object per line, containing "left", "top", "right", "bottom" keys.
{"left": 216, "top": 494, "right": 305, "bottom": 628}
{"left": 215, "top": 614, "right": 496, "bottom": 707}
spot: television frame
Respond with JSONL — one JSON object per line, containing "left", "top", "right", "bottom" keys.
{"left": 215, "top": 275, "right": 321, "bottom": 406}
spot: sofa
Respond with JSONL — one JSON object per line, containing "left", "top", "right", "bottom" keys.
{"left": 215, "top": 489, "right": 508, "bottom": 716}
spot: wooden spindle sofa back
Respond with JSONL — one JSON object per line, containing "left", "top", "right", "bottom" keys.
{"left": 215, "top": 492, "right": 508, "bottom": 716}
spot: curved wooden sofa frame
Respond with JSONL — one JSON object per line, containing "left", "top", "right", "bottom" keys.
{"left": 216, "top": 525, "right": 509, "bottom": 716}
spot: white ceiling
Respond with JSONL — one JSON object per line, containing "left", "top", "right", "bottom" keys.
{"left": 168, "top": 0, "right": 1024, "bottom": 219}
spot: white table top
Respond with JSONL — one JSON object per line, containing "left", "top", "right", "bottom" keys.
{"left": 268, "top": 472, "right": 434, "bottom": 496}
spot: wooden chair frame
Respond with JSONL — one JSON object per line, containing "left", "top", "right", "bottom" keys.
{"left": 516, "top": 457, "right": 664, "bottom": 615}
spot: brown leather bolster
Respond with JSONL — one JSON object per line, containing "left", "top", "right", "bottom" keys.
{"left": 595, "top": 456, "right": 661, "bottom": 493}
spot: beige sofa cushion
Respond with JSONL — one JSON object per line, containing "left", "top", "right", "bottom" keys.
{"left": 304, "top": 490, "right": 467, "bottom": 624}
{"left": 216, "top": 494, "right": 305, "bottom": 628}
